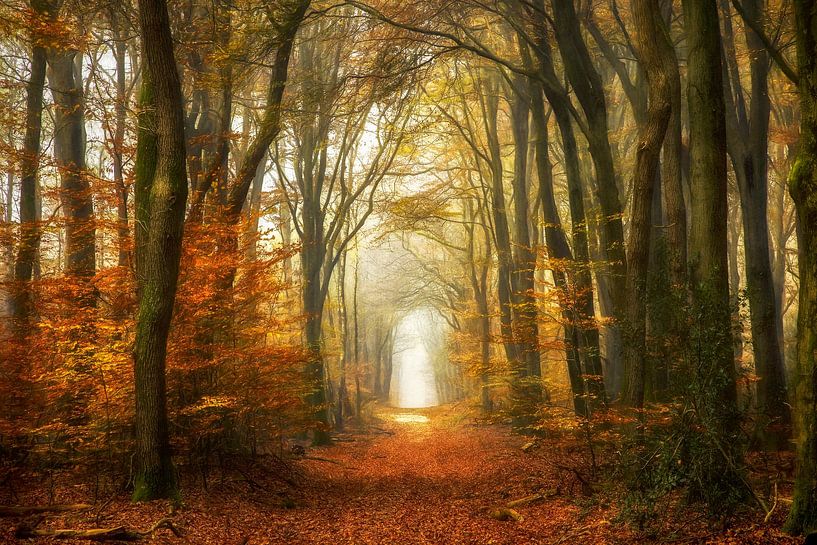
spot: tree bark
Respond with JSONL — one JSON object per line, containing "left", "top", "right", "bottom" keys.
{"left": 550, "top": 0, "right": 628, "bottom": 391}
{"left": 529, "top": 82, "right": 586, "bottom": 417}
{"left": 620, "top": 0, "right": 673, "bottom": 409}
{"left": 784, "top": 0, "right": 817, "bottom": 534}
{"left": 47, "top": 40, "right": 96, "bottom": 286}
{"left": 132, "top": 0, "right": 189, "bottom": 502}
{"left": 720, "top": 0, "right": 791, "bottom": 444}
{"left": 482, "top": 74, "right": 521, "bottom": 374}
{"left": 11, "top": 3, "right": 49, "bottom": 334}
{"left": 527, "top": 22, "right": 607, "bottom": 409}
{"left": 110, "top": 8, "right": 130, "bottom": 269}
{"left": 508, "top": 72, "right": 543, "bottom": 408}
{"left": 659, "top": 1, "right": 687, "bottom": 293}
{"left": 682, "top": 0, "right": 739, "bottom": 463}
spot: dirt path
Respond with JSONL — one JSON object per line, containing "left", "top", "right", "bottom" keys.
{"left": 265, "top": 404, "right": 589, "bottom": 545}
{"left": 0, "top": 404, "right": 799, "bottom": 544}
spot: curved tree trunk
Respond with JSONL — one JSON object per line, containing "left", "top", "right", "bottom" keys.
{"left": 620, "top": 0, "right": 673, "bottom": 409}
{"left": 132, "top": 0, "right": 190, "bottom": 502}
{"left": 550, "top": 0, "right": 628, "bottom": 393}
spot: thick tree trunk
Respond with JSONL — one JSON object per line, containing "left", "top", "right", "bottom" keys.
{"left": 132, "top": 0, "right": 189, "bottom": 501}
{"left": 682, "top": 0, "right": 740, "bottom": 481}
{"left": 620, "top": 0, "right": 673, "bottom": 409}
{"left": 784, "top": 0, "right": 817, "bottom": 533}
{"left": 46, "top": 44, "right": 95, "bottom": 286}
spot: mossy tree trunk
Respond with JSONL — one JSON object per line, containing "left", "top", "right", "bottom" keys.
{"left": 132, "top": 0, "right": 189, "bottom": 503}
{"left": 784, "top": 0, "right": 817, "bottom": 534}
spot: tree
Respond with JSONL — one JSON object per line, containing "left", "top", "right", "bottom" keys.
{"left": 46, "top": 3, "right": 96, "bottom": 288}
{"left": 681, "top": 0, "right": 741, "bottom": 495}
{"left": 620, "top": 0, "right": 673, "bottom": 409}
{"left": 131, "top": 0, "right": 189, "bottom": 502}
{"left": 11, "top": 0, "right": 51, "bottom": 334}
{"left": 720, "top": 0, "right": 790, "bottom": 445}
{"left": 550, "top": 0, "right": 628, "bottom": 392}
{"left": 277, "top": 16, "right": 418, "bottom": 442}
{"left": 784, "top": 0, "right": 817, "bottom": 534}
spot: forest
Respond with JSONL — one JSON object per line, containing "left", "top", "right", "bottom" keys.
{"left": 1, "top": 0, "right": 816, "bottom": 542}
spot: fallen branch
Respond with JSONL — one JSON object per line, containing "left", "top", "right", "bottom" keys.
{"left": 506, "top": 493, "right": 544, "bottom": 508}
{"left": 489, "top": 508, "right": 523, "bottom": 522}
{"left": 15, "top": 516, "right": 183, "bottom": 541}
{"left": 0, "top": 504, "right": 92, "bottom": 517}
{"left": 763, "top": 482, "right": 779, "bottom": 524}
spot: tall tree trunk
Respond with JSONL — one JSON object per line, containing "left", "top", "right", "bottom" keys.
{"left": 550, "top": 0, "right": 628, "bottom": 391}
{"left": 482, "top": 75, "right": 520, "bottom": 373}
{"left": 659, "top": 0, "right": 688, "bottom": 294}
{"left": 682, "top": 0, "right": 740, "bottom": 486}
{"left": 529, "top": 82, "right": 586, "bottom": 417}
{"left": 335, "top": 247, "right": 349, "bottom": 431}
{"left": 508, "top": 72, "right": 542, "bottom": 408}
{"left": 47, "top": 42, "right": 96, "bottom": 288}
{"left": 784, "top": 0, "right": 817, "bottom": 533}
{"left": 110, "top": 8, "right": 130, "bottom": 269}
{"left": 353, "top": 250, "right": 361, "bottom": 418}
{"left": 527, "top": 23, "right": 607, "bottom": 409}
{"left": 720, "top": 0, "right": 791, "bottom": 444}
{"left": 620, "top": 0, "right": 673, "bottom": 409}
{"left": 132, "top": 0, "right": 189, "bottom": 502}
{"left": 464, "top": 193, "right": 493, "bottom": 412}
{"left": 12, "top": 9, "right": 48, "bottom": 334}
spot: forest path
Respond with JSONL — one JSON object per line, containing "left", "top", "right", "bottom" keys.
{"left": 230, "top": 403, "right": 608, "bottom": 545}
{"left": 2, "top": 404, "right": 797, "bottom": 544}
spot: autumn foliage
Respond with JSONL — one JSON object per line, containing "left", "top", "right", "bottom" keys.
{"left": 0, "top": 214, "right": 307, "bottom": 490}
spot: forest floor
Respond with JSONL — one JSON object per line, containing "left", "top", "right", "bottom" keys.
{"left": 0, "top": 403, "right": 802, "bottom": 544}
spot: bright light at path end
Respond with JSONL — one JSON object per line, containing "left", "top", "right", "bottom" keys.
{"left": 391, "top": 414, "right": 430, "bottom": 424}
{"left": 390, "top": 309, "right": 440, "bottom": 409}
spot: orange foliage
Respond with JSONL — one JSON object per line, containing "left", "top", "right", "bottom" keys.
{"left": 0, "top": 214, "right": 309, "bottom": 483}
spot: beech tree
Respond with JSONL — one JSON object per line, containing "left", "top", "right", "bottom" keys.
{"left": 131, "top": 0, "right": 190, "bottom": 501}
{"left": 785, "top": 0, "right": 817, "bottom": 533}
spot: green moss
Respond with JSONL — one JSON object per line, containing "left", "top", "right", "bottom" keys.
{"left": 132, "top": 463, "right": 180, "bottom": 505}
